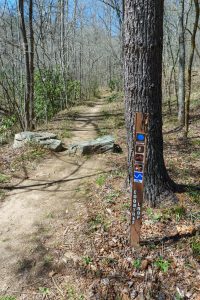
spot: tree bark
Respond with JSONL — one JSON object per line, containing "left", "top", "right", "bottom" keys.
{"left": 29, "top": 0, "right": 35, "bottom": 129}
{"left": 18, "top": 0, "right": 31, "bottom": 130}
{"left": 18, "top": 0, "right": 35, "bottom": 130}
{"left": 178, "top": 0, "right": 186, "bottom": 125}
{"left": 124, "top": 0, "right": 175, "bottom": 206}
{"left": 185, "top": 0, "right": 199, "bottom": 138}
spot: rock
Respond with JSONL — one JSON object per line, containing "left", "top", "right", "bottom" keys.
{"left": 39, "top": 138, "right": 63, "bottom": 152}
{"left": 101, "top": 278, "right": 109, "bottom": 286}
{"left": 67, "top": 135, "right": 122, "bottom": 155}
{"left": 13, "top": 131, "right": 63, "bottom": 152}
{"left": 14, "top": 131, "right": 57, "bottom": 143}
{"left": 130, "top": 290, "right": 138, "bottom": 300}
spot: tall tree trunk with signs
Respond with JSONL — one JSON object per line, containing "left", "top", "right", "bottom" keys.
{"left": 124, "top": 0, "right": 176, "bottom": 206}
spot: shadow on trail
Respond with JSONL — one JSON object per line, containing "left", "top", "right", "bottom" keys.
{"left": 15, "top": 224, "right": 63, "bottom": 286}
{"left": 141, "top": 225, "right": 200, "bottom": 247}
{"left": 52, "top": 112, "right": 123, "bottom": 123}
{"left": 37, "top": 108, "right": 123, "bottom": 139}
{"left": 0, "top": 170, "right": 111, "bottom": 192}
{"left": 163, "top": 125, "right": 184, "bottom": 135}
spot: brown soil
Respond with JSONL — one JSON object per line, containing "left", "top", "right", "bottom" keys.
{"left": 0, "top": 97, "right": 110, "bottom": 298}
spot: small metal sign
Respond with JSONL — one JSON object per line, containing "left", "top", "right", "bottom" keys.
{"left": 130, "top": 113, "right": 148, "bottom": 247}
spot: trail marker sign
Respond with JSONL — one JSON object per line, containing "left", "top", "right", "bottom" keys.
{"left": 130, "top": 112, "right": 148, "bottom": 247}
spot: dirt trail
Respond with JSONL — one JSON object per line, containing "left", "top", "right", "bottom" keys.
{"left": 0, "top": 99, "right": 108, "bottom": 295}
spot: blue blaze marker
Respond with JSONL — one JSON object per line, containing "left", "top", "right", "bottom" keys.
{"left": 136, "top": 133, "right": 145, "bottom": 142}
{"left": 134, "top": 171, "right": 143, "bottom": 183}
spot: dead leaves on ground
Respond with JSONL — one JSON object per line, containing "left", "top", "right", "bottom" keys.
{"left": 77, "top": 104, "right": 200, "bottom": 299}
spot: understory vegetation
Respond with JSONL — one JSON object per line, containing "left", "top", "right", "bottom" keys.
{"left": 0, "top": 88, "right": 199, "bottom": 299}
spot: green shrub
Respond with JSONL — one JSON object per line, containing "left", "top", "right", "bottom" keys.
{"left": 191, "top": 237, "right": 200, "bottom": 257}
{"left": 154, "top": 257, "right": 171, "bottom": 272}
{"left": 82, "top": 256, "right": 92, "bottom": 265}
{"left": 38, "top": 287, "right": 50, "bottom": 296}
{"left": 88, "top": 214, "right": 104, "bottom": 232}
{"left": 108, "top": 79, "right": 120, "bottom": 92}
{"left": 34, "top": 69, "right": 64, "bottom": 121}
{"left": 0, "top": 115, "right": 16, "bottom": 131}
{"left": 0, "top": 116, "right": 17, "bottom": 141}
{"left": 169, "top": 205, "right": 186, "bottom": 222}
{"left": 146, "top": 208, "right": 162, "bottom": 222}
{"left": 187, "top": 190, "right": 200, "bottom": 204}
{"left": 34, "top": 69, "right": 82, "bottom": 122}
{"left": 0, "top": 173, "right": 10, "bottom": 183}
{"left": 96, "top": 174, "right": 107, "bottom": 186}
{"left": 132, "top": 259, "right": 141, "bottom": 269}
{"left": 67, "top": 80, "right": 80, "bottom": 104}
{"left": 107, "top": 93, "right": 118, "bottom": 103}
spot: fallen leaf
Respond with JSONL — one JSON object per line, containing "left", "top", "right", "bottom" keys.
{"left": 141, "top": 259, "right": 149, "bottom": 270}
{"left": 176, "top": 225, "right": 195, "bottom": 235}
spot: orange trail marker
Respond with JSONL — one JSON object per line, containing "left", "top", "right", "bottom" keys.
{"left": 130, "top": 112, "right": 148, "bottom": 247}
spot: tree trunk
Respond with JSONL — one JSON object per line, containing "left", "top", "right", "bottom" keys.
{"left": 18, "top": 0, "right": 34, "bottom": 130}
{"left": 18, "top": 0, "right": 31, "bottom": 130}
{"left": 29, "top": 0, "right": 35, "bottom": 129}
{"left": 178, "top": 0, "right": 186, "bottom": 125}
{"left": 185, "top": 0, "right": 199, "bottom": 138}
{"left": 124, "top": 0, "right": 175, "bottom": 206}
{"left": 166, "top": 30, "right": 179, "bottom": 109}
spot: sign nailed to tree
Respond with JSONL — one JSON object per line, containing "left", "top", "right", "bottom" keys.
{"left": 130, "top": 112, "right": 148, "bottom": 247}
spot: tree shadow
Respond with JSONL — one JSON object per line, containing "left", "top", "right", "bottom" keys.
{"left": 0, "top": 169, "right": 111, "bottom": 192}
{"left": 141, "top": 226, "right": 199, "bottom": 247}
{"left": 163, "top": 125, "right": 184, "bottom": 135}
{"left": 176, "top": 183, "right": 200, "bottom": 193}
{"left": 38, "top": 109, "right": 123, "bottom": 137}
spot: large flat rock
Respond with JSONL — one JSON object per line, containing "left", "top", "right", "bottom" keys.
{"left": 67, "top": 135, "right": 122, "bottom": 155}
{"left": 14, "top": 131, "right": 57, "bottom": 141}
{"left": 13, "top": 131, "right": 63, "bottom": 152}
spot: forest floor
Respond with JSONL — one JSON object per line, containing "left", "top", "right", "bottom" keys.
{"left": 0, "top": 90, "right": 199, "bottom": 300}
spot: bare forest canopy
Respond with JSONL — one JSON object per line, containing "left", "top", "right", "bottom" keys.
{"left": 0, "top": 0, "right": 122, "bottom": 131}
{"left": 0, "top": 0, "right": 199, "bottom": 133}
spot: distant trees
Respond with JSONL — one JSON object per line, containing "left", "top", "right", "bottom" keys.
{"left": 0, "top": 0, "right": 199, "bottom": 140}
{"left": 0, "top": 0, "right": 122, "bottom": 129}
{"left": 185, "top": 0, "right": 199, "bottom": 137}
{"left": 99, "top": 0, "right": 124, "bottom": 89}
{"left": 164, "top": 0, "right": 200, "bottom": 135}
